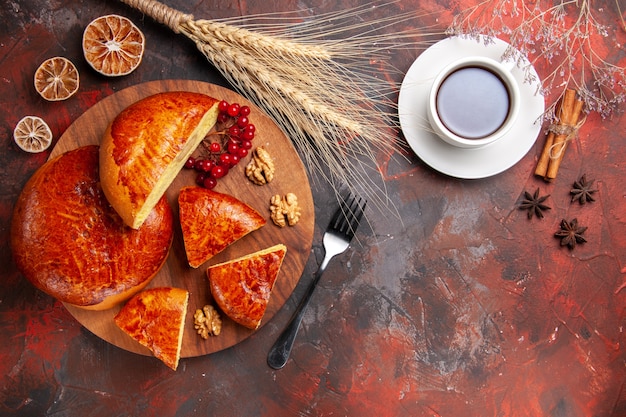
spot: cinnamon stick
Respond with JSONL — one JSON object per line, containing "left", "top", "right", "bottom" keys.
{"left": 535, "top": 89, "right": 575, "bottom": 177}
{"left": 534, "top": 89, "right": 583, "bottom": 180}
{"left": 534, "top": 130, "right": 555, "bottom": 177}
{"left": 544, "top": 97, "right": 584, "bottom": 179}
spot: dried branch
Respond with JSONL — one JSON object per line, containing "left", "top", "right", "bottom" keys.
{"left": 448, "top": 0, "right": 626, "bottom": 120}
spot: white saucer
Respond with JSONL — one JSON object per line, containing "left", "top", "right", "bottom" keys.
{"left": 398, "top": 36, "right": 545, "bottom": 179}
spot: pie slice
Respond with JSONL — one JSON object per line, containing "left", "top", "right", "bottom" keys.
{"left": 207, "top": 244, "right": 287, "bottom": 330}
{"left": 100, "top": 92, "right": 220, "bottom": 229}
{"left": 178, "top": 186, "right": 266, "bottom": 268}
{"left": 114, "top": 287, "right": 189, "bottom": 370}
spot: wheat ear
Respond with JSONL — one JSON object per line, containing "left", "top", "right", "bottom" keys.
{"left": 119, "top": 0, "right": 437, "bottom": 215}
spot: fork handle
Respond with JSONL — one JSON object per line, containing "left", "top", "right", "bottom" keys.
{"left": 267, "top": 255, "right": 332, "bottom": 369}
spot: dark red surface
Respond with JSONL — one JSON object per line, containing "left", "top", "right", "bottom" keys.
{"left": 1, "top": 1, "right": 625, "bottom": 416}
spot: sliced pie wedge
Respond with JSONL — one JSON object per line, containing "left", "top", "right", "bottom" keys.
{"left": 179, "top": 186, "right": 266, "bottom": 268}
{"left": 207, "top": 244, "right": 287, "bottom": 330}
{"left": 114, "top": 287, "right": 189, "bottom": 370}
{"left": 100, "top": 92, "right": 220, "bottom": 229}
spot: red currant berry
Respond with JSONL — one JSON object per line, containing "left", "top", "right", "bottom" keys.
{"left": 237, "top": 116, "right": 249, "bottom": 128}
{"left": 228, "top": 125, "right": 241, "bottom": 137}
{"left": 203, "top": 177, "right": 217, "bottom": 189}
{"left": 196, "top": 172, "right": 206, "bottom": 185}
{"left": 241, "top": 129, "right": 255, "bottom": 141}
{"left": 220, "top": 153, "right": 232, "bottom": 166}
{"left": 239, "top": 106, "right": 251, "bottom": 117}
{"left": 184, "top": 156, "right": 196, "bottom": 169}
{"left": 210, "top": 142, "right": 221, "bottom": 153}
{"left": 227, "top": 103, "right": 240, "bottom": 117}
{"left": 211, "top": 165, "right": 227, "bottom": 179}
{"left": 245, "top": 123, "right": 255, "bottom": 134}
{"left": 218, "top": 100, "right": 229, "bottom": 112}
{"left": 240, "top": 139, "right": 252, "bottom": 150}
{"left": 227, "top": 142, "right": 239, "bottom": 154}
{"left": 229, "top": 154, "right": 240, "bottom": 166}
{"left": 224, "top": 138, "right": 237, "bottom": 148}
{"left": 237, "top": 147, "right": 248, "bottom": 158}
{"left": 217, "top": 112, "right": 229, "bottom": 124}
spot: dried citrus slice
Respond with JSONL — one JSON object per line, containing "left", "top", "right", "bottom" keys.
{"left": 82, "top": 14, "right": 145, "bottom": 76}
{"left": 13, "top": 116, "right": 53, "bottom": 153}
{"left": 34, "top": 57, "right": 80, "bottom": 101}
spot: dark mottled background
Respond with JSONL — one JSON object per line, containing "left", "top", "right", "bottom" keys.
{"left": 1, "top": 0, "right": 625, "bottom": 416}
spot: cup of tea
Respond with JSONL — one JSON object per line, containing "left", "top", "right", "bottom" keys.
{"left": 427, "top": 56, "right": 520, "bottom": 149}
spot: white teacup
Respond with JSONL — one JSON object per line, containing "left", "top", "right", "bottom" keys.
{"left": 427, "top": 56, "right": 520, "bottom": 149}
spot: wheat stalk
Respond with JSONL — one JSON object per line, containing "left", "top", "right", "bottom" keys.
{"left": 119, "top": 0, "right": 439, "bottom": 216}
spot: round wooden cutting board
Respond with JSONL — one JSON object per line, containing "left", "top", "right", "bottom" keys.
{"left": 52, "top": 80, "right": 315, "bottom": 358}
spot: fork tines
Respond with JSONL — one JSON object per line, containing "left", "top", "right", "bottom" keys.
{"left": 331, "top": 194, "right": 366, "bottom": 238}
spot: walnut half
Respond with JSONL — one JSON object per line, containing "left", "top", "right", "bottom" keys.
{"left": 270, "top": 193, "right": 301, "bottom": 227}
{"left": 245, "top": 146, "right": 275, "bottom": 185}
{"left": 193, "top": 305, "right": 222, "bottom": 339}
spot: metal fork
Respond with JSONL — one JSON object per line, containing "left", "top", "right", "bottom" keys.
{"left": 267, "top": 193, "right": 366, "bottom": 369}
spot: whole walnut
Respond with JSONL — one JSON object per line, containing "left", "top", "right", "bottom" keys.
{"left": 270, "top": 193, "right": 301, "bottom": 227}
{"left": 193, "top": 305, "right": 222, "bottom": 339}
{"left": 245, "top": 146, "right": 275, "bottom": 185}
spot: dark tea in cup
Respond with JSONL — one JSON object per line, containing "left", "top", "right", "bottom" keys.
{"left": 435, "top": 66, "right": 510, "bottom": 139}
{"left": 427, "top": 56, "right": 520, "bottom": 149}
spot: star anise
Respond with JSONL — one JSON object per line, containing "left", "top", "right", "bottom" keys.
{"left": 554, "top": 218, "right": 587, "bottom": 249}
{"left": 519, "top": 188, "right": 551, "bottom": 219}
{"left": 570, "top": 174, "right": 598, "bottom": 204}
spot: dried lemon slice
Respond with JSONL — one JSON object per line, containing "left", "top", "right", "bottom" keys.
{"left": 14, "top": 116, "right": 53, "bottom": 153}
{"left": 34, "top": 57, "right": 80, "bottom": 101}
{"left": 82, "top": 14, "right": 145, "bottom": 76}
